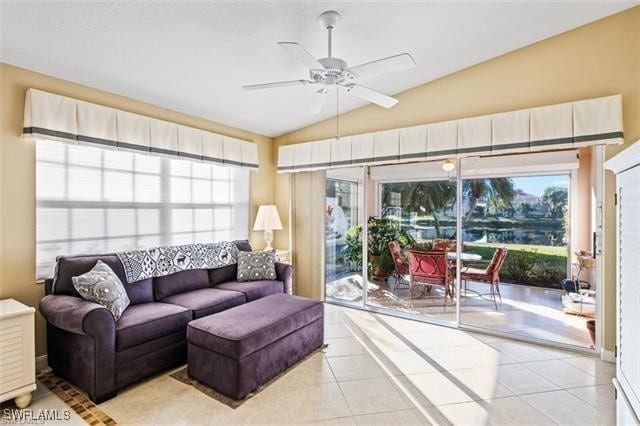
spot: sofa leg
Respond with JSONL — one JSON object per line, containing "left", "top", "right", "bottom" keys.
{"left": 92, "top": 391, "right": 117, "bottom": 404}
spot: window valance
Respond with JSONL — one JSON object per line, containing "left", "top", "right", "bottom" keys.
{"left": 22, "top": 88, "right": 259, "bottom": 170}
{"left": 277, "top": 95, "right": 622, "bottom": 172}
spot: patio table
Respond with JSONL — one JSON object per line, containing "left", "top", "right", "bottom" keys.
{"left": 446, "top": 252, "right": 482, "bottom": 262}
{"left": 446, "top": 252, "right": 483, "bottom": 298}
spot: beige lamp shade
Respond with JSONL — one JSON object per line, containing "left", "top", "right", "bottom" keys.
{"left": 253, "top": 205, "right": 283, "bottom": 231}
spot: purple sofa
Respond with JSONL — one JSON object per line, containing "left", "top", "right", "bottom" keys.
{"left": 38, "top": 240, "right": 293, "bottom": 403}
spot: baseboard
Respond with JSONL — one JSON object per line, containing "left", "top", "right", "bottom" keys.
{"left": 35, "top": 355, "right": 48, "bottom": 371}
{"left": 601, "top": 349, "right": 616, "bottom": 363}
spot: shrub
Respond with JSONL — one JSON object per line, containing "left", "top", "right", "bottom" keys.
{"left": 341, "top": 216, "right": 415, "bottom": 277}
{"left": 504, "top": 248, "right": 538, "bottom": 283}
{"left": 527, "top": 262, "right": 566, "bottom": 288}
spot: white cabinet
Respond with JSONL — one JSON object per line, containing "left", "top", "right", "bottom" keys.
{"left": 605, "top": 141, "right": 640, "bottom": 425}
{"left": 0, "top": 299, "right": 36, "bottom": 408}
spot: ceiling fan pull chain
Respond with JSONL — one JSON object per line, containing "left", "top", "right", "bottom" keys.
{"left": 336, "top": 83, "right": 340, "bottom": 139}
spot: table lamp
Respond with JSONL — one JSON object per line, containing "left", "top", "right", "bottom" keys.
{"left": 253, "top": 205, "right": 283, "bottom": 251}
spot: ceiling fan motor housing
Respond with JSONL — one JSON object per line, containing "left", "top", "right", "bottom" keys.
{"left": 311, "top": 57, "right": 353, "bottom": 85}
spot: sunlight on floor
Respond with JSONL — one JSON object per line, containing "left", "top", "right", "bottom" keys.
{"left": 327, "top": 275, "right": 593, "bottom": 348}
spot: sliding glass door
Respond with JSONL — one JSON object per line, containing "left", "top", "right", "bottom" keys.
{"left": 322, "top": 150, "right": 598, "bottom": 351}
{"left": 324, "top": 167, "right": 365, "bottom": 307}
{"left": 365, "top": 179, "right": 457, "bottom": 323}
{"left": 458, "top": 173, "right": 594, "bottom": 348}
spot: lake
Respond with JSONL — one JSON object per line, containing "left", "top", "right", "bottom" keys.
{"left": 409, "top": 226, "right": 567, "bottom": 247}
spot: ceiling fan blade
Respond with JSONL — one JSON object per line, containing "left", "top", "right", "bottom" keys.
{"left": 242, "top": 79, "right": 312, "bottom": 91}
{"left": 344, "top": 84, "right": 399, "bottom": 108}
{"left": 349, "top": 53, "right": 416, "bottom": 79}
{"left": 308, "top": 89, "right": 328, "bottom": 115}
{"left": 278, "top": 42, "right": 324, "bottom": 70}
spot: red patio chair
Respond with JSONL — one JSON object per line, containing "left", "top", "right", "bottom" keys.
{"left": 388, "top": 240, "right": 410, "bottom": 291}
{"left": 408, "top": 250, "right": 453, "bottom": 302}
{"left": 460, "top": 247, "right": 508, "bottom": 309}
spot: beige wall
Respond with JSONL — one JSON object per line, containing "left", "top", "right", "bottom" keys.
{"left": 290, "top": 171, "right": 326, "bottom": 300}
{"left": 0, "top": 63, "right": 274, "bottom": 356}
{"left": 275, "top": 6, "right": 640, "bottom": 351}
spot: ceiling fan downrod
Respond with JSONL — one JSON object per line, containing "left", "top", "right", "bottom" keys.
{"left": 318, "top": 10, "right": 341, "bottom": 59}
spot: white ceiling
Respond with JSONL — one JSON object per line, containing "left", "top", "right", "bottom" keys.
{"left": 1, "top": 1, "right": 636, "bottom": 137}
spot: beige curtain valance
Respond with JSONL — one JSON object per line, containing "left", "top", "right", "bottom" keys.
{"left": 277, "top": 95, "right": 623, "bottom": 172}
{"left": 22, "top": 88, "right": 259, "bottom": 170}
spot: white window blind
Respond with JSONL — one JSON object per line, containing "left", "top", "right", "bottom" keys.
{"left": 36, "top": 138, "right": 250, "bottom": 279}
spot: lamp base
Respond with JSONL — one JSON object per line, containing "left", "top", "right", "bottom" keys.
{"left": 263, "top": 229, "right": 274, "bottom": 252}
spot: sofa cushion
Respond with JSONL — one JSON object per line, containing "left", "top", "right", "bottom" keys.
{"left": 233, "top": 240, "right": 252, "bottom": 252}
{"left": 116, "top": 302, "right": 191, "bottom": 351}
{"left": 154, "top": 269, "right": 209, "bottom": 301}
{"left": 236, "top": 251, "right": 277, "bottom": 282}
{"left": 161, "top": 288, "right": 246, "bottom": 319}
{"left": 215, "top": 280, "right": 284, "bottom": 302}
{"left": 72, "top": 260, "right": 130, "bottom": 320}
{"left": 208, "top": 240, "right": 252, "bottom": 285}
{"left": 187, "top": 294, "right": 323, "bottom": 359}
{"left": 208, "top": 264, "right": 237, "bottom": 286}
{"left": 53, "top": 254, "right": 153, "bottom": 305}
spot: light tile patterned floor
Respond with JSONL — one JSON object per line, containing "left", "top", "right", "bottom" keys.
{"left": 27, "top": 303, "right": 614, "bottom": 425}
{"left": 328, "top": 276, "right": 593, "bottom": 348}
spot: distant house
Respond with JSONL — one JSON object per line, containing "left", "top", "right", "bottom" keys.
{"left": 512, "top": 190, "right": 548, "bottom": 217}
{"left": 512, "top": 189, "right": 540, "bottom": 207}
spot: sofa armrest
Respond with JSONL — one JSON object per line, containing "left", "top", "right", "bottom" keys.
{"left": 39, "top": 294, "right": 115, "bottom": 336}
{"left": 275, "top": 262, "right": 293, "bottom": 294}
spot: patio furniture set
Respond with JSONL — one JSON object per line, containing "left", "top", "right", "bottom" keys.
{"left": 389, "top": 240, "right": 508, "bottom": 309}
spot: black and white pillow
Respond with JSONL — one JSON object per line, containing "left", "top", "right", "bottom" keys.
{"left": 236, "top": 251, "right": 277, "bottom": 282}
{"left": 72, "top": 260, "right": 130, "bottom": 320}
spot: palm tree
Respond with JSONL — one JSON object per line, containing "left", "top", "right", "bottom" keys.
{"left": 382, "top": 178, "right": 514, "bottom": 237}
{"left": 382, "top": 181, "right": 456, "bottom": 237}
{"left": 463, "top": 178, "right": 515, "bottom": 222}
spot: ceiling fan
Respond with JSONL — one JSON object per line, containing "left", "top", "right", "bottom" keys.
{"left": 242, "top": 10, "right": 416, "bottom": 114}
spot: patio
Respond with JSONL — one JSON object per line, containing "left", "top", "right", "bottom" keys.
{"left": 326, "top": 275, "right": 593, "bottom": 348}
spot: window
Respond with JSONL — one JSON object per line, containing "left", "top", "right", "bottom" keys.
{"left": 36, "top": 139, "right": 250, "bottom": 279}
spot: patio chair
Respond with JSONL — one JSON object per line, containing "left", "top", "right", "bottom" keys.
{"left": 460, "top": 247, "right": 508, "bottom": 309}
{"left": 433, "top": 239, "right": 456, "bottom": 252}
{"left": 408, "top": 250, "right": 453, "bottom": 302}
{"left": 388, "top": 240, "right": 410, "bottom": 291}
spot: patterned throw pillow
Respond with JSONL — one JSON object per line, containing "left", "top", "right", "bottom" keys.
{"left": 236, "top": 251, "right": 277, "bottom": 282}
{"left": 72, "top": 260, "right": 130, "bottom": 320}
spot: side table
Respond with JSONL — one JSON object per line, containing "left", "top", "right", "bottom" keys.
{"left": 0, "top": 298, "right": 36, "bottom": 408}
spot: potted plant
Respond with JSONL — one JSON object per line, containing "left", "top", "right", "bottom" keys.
{"left": 342, "top": 216, "right": 415, "bottom": 279}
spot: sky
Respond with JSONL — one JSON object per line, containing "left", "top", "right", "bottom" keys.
{"left": 511, "top": 175, "right": 568, "bottom": 197}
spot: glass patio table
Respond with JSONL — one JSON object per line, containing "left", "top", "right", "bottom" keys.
{"left": 446, "top": 252, "right": 482, "bottom": 262}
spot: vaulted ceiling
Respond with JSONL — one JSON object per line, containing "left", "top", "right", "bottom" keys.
{"left": 1, "top": 1, "right": 636, "bottom": 137}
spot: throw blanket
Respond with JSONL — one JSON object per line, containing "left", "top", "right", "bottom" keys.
{"left": 117, "top": 242, "right": 238, "bottom": 283}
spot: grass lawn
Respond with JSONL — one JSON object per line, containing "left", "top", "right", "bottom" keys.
{"left": 463, "top": 243, "right": 568, "bottom": 288}
{"left": 466, "top": 242, "right": 567, "bottom": 257}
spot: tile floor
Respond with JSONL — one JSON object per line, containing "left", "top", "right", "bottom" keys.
{"left": 328, "top": 276, "right": 593, "bottom": 348}
{"left": 0, "top": 381, "right": 86, "bottom": 425}
{"left": 23, "top": 303, "right": 614, "bottom": 425}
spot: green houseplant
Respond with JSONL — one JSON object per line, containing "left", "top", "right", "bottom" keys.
{"left": 342, "top": 216, "right": 415, "bottom": 279}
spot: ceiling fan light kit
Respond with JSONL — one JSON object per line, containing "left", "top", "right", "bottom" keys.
{"left": 242, "top": 10, "right": 415, "bottom": 113}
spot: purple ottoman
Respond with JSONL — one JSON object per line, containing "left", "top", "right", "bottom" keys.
{"left": 186, "top": 293, "right": 324, "bottom": 399}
